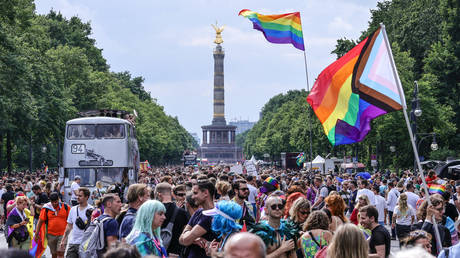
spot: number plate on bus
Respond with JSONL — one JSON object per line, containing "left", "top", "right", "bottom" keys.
{"left": 71, "top": 144, "right": 86, "bottom": 154}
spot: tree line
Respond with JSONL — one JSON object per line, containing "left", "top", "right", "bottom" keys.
{"left": 242, "top": 0, "right": 459, "bottom": 170}
{"left": 0, "top": 0, "right": 196, "bottom": 172}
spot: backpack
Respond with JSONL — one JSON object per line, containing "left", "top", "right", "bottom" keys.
{"left": 160, "top": 205, "right": 179, "bottom": 250}
{"left": 79, "top": 216, "right": 112, "bottom": 258}
{"left": 117, "top": 210, "right": 136, "bottom": 238}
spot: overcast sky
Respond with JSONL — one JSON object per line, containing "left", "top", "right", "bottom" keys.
{"left": 35, "top": 0, "right": 380, "bottom": 138}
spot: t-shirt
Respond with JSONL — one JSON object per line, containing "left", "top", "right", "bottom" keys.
{"left": 393, "top": 205, "right": 415, "bottom": 225}
{"left": 99, "top": 214, "right": 119, "bottom": 245}
{"left": 186, "top": 208, "right": 216, "bottom": 258}
{"left": 375, "top": 195, "right": 387, "bottom": 222}
{"left": 119, "top": 207, "right": 137, "bottom": 239}
{"left": 369, "top": 224, "right": 391, "bottom": 258}
{"left": 161, "top": 202, "right": 190, "bottom": 255}
{"left": 445, "top": 202, "right": 459, "bottom": 222}
{"left": 39, "top": 203, "right": 70, "bottom": 236}
{"left": 402, "top": 191, "right": 420, "bottom": 210}
{"left": 67, "top": 204, "right": 93, "bottom": 244}
{"left": 70, "top": 182, "right": 80, "bottom": 201}
{"left": 1, "top": 190, "right": 15, "bottom": 212}
{"left": 356, "top": 188, "right": 376, "bottom": 205}
{"left": 247, "top": 184, "right": 258, "bottom": 204}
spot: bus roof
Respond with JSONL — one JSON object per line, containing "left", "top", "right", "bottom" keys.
{"left": 66, "top": 117, "right": 131, "bottom": 125}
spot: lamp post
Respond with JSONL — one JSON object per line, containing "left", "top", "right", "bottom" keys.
{"left": 416, "top": 133, "right": 438, "bottom": 170}
{"left": 410, "top": 81, "right": 422, "bottom": 173}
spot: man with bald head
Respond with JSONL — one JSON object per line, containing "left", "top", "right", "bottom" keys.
{"left": 250, "top": 196, "right": 296, "bottom": 258}
{"left": 224, "top": 232, "right": 266, "bottom": 258}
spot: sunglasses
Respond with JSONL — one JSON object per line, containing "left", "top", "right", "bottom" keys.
{"left": 299, "top": 210, "right": 309, "bottom": 215}
{"left": 175, "top": 193, "right": 186, "bottom": 197}
{"left": 239, "top": 188, "right": 249, "bottom": 191}
{"left": 270, "top": 203, "right": 285, "bottom": 210}
{"left": 409, "top": 230, "right": 429, "bottom": 238}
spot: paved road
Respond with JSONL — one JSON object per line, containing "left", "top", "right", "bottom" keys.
{"left": 0, "top": 230, "right": 51, "bottom": 257}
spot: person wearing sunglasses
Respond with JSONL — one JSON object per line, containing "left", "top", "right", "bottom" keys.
{"left": 413, "top": 194, "right": 452, "bottom": 256}
{"left": 173, "top": 184, "right": 186, "bottom": 209}
{"left": 232, "top": 179, "right": 256, "bottom": 227}
{"left": 250, "top": 196, "right": 297, "bottom": 258}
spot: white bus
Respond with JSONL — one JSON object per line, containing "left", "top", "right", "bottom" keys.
{"left": 60, "top": 115, "right": 139, "bottom": 203}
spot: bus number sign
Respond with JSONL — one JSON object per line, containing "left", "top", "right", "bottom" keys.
{"left": 71, "top": 144, "right": 86, "bottom": 154}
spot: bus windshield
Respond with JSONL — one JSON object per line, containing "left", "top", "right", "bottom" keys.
{"left": 67, "top": 124, "right": 125, "bottom": 140}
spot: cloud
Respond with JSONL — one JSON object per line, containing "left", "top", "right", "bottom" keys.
{"left": 328, "top": 17, "right": 353, "bottom": 32}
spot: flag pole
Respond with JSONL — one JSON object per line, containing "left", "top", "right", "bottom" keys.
{"left": 301, "top": 33, "right": 314, "bottom": 172}
{"left": 381, "top": 23, "right": 442, "bottom": 253}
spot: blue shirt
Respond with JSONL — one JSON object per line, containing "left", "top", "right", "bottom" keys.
{"left": 438, "top": 242, "right": 460, "bottom": 258}
{"left": 119, "top": 207, "right": 137, "bottom": 239}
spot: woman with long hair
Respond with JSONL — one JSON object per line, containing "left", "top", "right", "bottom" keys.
{"left": 126, "top": 200, "right": 167, "bottom": 257}
{"left": 287, "top": 197, "right": 311, "bottom": 258}
{"left": 6, "top": 196, "right": 34, "bottom": 250}
{"left": 326, "top": 223, "right": 368, "bottom": 258}
{"left": 324, "top": 194, "right": 347, "bottom": 232}
{"left": 350, "top": 194, "right": 369, "bottom": 225}
{"left": 204, "top": 200, "right": 242, "bottom": 256}
{"left": 300, "top": 210, "right": 333, "bottom": 258}
{"left": 392, "top": 193, "right": 415, "bottom": 245}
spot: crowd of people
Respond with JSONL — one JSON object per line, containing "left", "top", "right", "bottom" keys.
{"left": 1, "top": 166, "right": 460, "bottom": 258}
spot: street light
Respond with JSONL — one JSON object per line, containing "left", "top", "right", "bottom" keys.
{"left": 41, "top": 146, "right": 47, "bottom": 153}
{"left": 416, "top": 133, "right": 438, "bottom": 173}
{"left": 389, "top": 145, "right": 396, "bottom": 153}
{"left": 411, "top": 81, "right": 422, "bottom": 173}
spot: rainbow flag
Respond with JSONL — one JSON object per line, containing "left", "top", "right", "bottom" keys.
{"left": 307, "top": 25, "right": 404, "bottom": 145}
{"left": 428, "top": 184, "right": 446, "bottom": 195}
{"left": 296, "top": 152, "right": 306, "bottom": 166}
{"left": 239, "top": 9, "right": 304, "bottom": 51}
{"left": 44, "top": 166, "right": 48, "bottom": 173}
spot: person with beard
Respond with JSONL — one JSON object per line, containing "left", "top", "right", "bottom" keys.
{"left": 155, "top": 182, "right": 189, "bottom": 257}
{"left": 179, "top": 179, "right": 217, "bottom": 258}
{"left": 359, "top": 205, "right": 391, "bottom": 258}
{"left": 232, "top": 179, "right": 256, "bottom": 227}
{"left": 250, "top": 196, "right": 297, "bottom": 258}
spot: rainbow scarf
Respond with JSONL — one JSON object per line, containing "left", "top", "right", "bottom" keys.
{"left": 428, "top": 184, "right": 446, "bottom": 195}
{"left": 30, "top": 204, "right": 54, "bottom": 257}
{"left": 307, "top": 25, "right": 403, "bottom": 145}
{"left": 239, "top": 9, "right": 304, "bottom": 51}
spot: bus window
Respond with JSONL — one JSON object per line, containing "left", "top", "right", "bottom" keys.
{"left": 96, "top": 168, "right": 124, "bottom": 184}
{"left": 96, "top": 124, "right": 125, "bottom": 139}
{"left": 67, "top": 125, "right": 95, "bottom": 139}
{"left": 66, "top": 168, "right": 96, "bottom": 186}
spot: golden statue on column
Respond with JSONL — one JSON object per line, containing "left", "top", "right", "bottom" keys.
{"left": 212, "top": 22, "right": 224, "bottom": 45}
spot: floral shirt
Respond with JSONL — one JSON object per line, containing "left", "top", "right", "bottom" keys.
{"left": 128, "top": 230, "right": 167, "bottom": 257}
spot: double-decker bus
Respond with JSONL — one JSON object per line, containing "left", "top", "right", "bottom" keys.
{"left": 60, "top": 110, "right": 139, "bottom": 203}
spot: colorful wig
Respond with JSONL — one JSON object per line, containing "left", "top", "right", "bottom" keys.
{"left": 211, "top": 200, "right": 242, "bottom": 238}
{"left": 126, "top": 200, "right": 166, "bottom": 243}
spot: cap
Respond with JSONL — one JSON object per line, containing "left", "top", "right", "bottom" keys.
{"left": 260, "top": 177, "right": 279, "bottom": 194}
{"left": 74, "top": 176, "right": 81, "bottom": 180}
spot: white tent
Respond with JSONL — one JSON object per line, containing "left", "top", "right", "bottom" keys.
{"left": 311, "top": 155, "right": 325, "bottom": 164}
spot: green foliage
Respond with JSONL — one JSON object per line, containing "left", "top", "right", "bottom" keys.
{"left": 246, "top": 0, "right": 459, "bottom": 169}
{"left": 331, "top": 38, "right": 356, "bottom": 59}
{"left": 0, "top": 2, "right": 194, "bottom": 169}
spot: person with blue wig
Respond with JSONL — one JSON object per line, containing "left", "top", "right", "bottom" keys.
{"left": 126, "top": 200, "right": 167, "bottom": 257}
{"left": 203, "top": 200, "right": 243, "bottom": 255}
